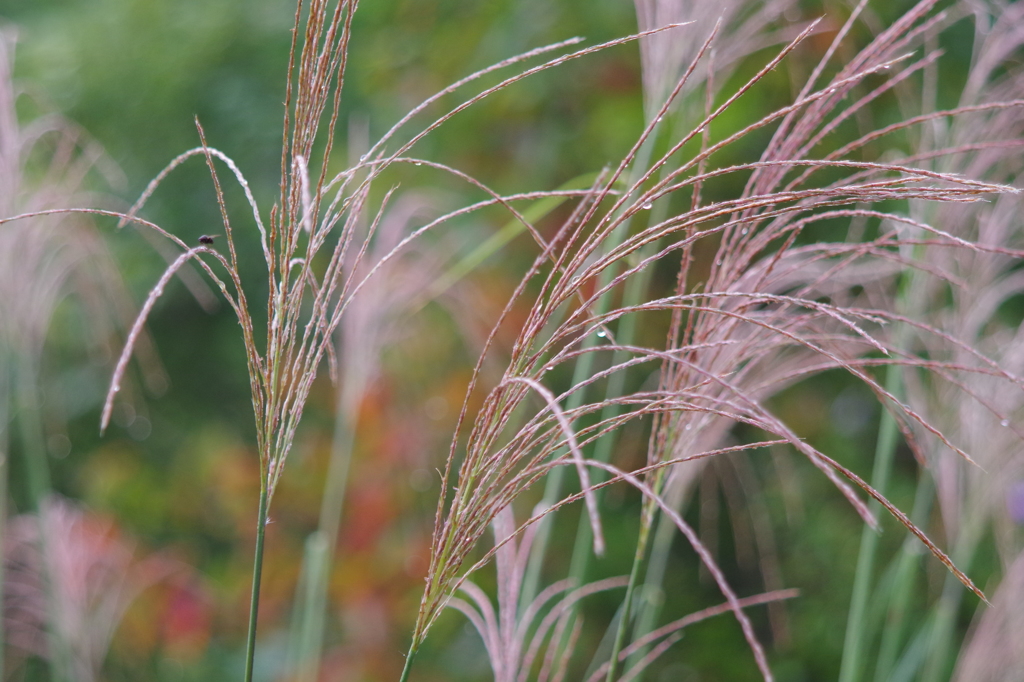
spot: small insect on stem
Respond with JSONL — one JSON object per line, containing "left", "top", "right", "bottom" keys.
{"left": 198, "top": 234, "right": 218, "bottom": 245}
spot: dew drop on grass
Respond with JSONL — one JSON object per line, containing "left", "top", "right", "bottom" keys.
{"left": 684, "top": 423, "right": 692, "bottom": 431}
{"left": 413, "top": 161, "right": 422, "bottom": 166}
{"left": 546, "top": 365, "right": 555, "bottom": 372}
{"left": 642, "top": 201, "right": 653, "bottom": 210}
{"left": 741, "top": 228, "right": 749, "bottom": 235}
{"left": 597, "top": 330, "right": 607, "bottom": 338}
{"left": 1002, "top": 419, "right": 1010, "bottom": 427}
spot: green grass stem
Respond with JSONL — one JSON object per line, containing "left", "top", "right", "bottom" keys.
{"left": 243, "top": 486, "right": 269, "bottom": 682}
{"left": 0, "top": 360, "right": 7, "bottom": 681}
{"left": 14, "top": 356, "right": 72, "bottom": 682}
{"left": 604, "top": 504, "right": 656, "bottom": 682}
{"left": 624, "top": 486, "right": 675, "bottom": 674}
{"left": 919, "top": 522, "right": 985, "bottom": 682}
{"left": 285, "top": 378, "right": 358, "bottom": 682}
{"left": 398, "top": 643, "right": 418, "bottom": 682}
{"left": 837, "top": 364, "right": 903, "bottom": 682}
{"left": 872, "top": 474, "right": 933, "bottom": 681}
{"left": 286, "top": 532, "right": 330, "bottom": 682}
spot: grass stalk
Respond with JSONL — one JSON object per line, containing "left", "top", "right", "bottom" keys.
{"left": 623, "top": 474, "right": 676, "bottom": 676}
{"left": 837, "top": 364, "right": 903, "bottom": 682}
{"left": 285, "top": 378, "right": 357, "bottom": 682}
{"left": 243, "top": 485, "right": 269, "bottom": 682}
{"left": 872, "top": 473, "right": 933, "bottom": 681}
{"left": 887, "top": 612, "right": 936, "bottom": 682}
{"left": 556, "top": 254, "right": 659, "bottom": 676}
{"left": 604, "top": 501, "right": 656, "bottom": 682}
{"left": 13, "top": 356, "right": 73, "bottom": 682}
{"left": 286, "top": 532, "right": 330, "bottom": 682}
{"left": 919, "top": 524, "right": 985, "bottom": 682}
{"left": 398, "top": 643, "right": 418, "bottom": 682}
{"left": 0, "top": 358, "right": 7, "bottom": 681}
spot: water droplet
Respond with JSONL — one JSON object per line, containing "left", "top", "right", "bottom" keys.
{"left": 684, "top": 424, "right": 692, "bottom": 431}
{"left": 741, "top": 228, "right": 749, "bottom": 235}
{"left": 642, "top": 201, "right": 653, "bottom": 210}
{"left": 655, "top": 115, "right": 663, "bottom": 123}
{"left": 1002, "top": 419, "right": 1010, "bottom": 427}
{"left": 597, "top": 330, "right": 607, "bottom": 338}
{"left": 413, "top": 161, "right": 423, "bottom": 166}
{"left": 716, "top": 259, "right": 723, "bottom": 266}
{"left": 546, "top": 366, "right": 555, "bottom": 372}
{"left": 697, "top": 126, "right": 706, "bottom": 133}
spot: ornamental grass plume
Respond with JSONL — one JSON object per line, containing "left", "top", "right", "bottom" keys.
{"left": 2, "top": 498, "right": 176, "bottom": 682}
{"left": 411, "top": 1, "right": 1023, "bottom": 680}
{"left": 448, "top": 504, "right": 628, "bottom": 682}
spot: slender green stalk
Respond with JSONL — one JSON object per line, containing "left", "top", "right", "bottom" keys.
{"left": 918, "top": 579, "right": 961, "bottom": 682}
{"left": 919, "top": 522, "right": 985, "bottom": 682}
{"left": 837, "top": 365, "right": 903, "bottom": 682}
{"left": 839, "top": 197, "right": 931, "bottom": 682}
{"left": 584, "top": 241, "right": 664, "bottom": 682}
{"left": 624, "top": 476, "right": 675, "bottom": 675}
{"left": 286, "top": 532, "right": 330, "bottom": 682}
{"left": 286, "top": 375, "right": 357, "bottom": 682}
{"left": 398, "top": 643, "right": 418, "bottom": 682}
{"left": 14, "top": 355, "right": 73, "bottom": 682}
{"left": 15, "top": 357, "right": 50, "bottom": 514}
{"left": 0, "top": 358, "right": 7, "bottom": 681}
{"left": 243, "top": 486, "right": 269, "bottom": 682}
{"left": 520, "top": 289, "right": 612, "bottom": 611}
{"left": 872, "top": 474, "right": 933, "bottom": 681}
{"left": 604, "top": 502, "right": 656, "bottom": 682}
{"left": 887, "top": 614, "right": 935, "bottom": 682}
{"left": 596, "top": 109, "right": 689, "bottom": 680}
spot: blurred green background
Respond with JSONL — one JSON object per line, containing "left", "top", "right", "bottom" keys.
{"left": 0, "top": 1, "right": 995, "bottom": 681}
